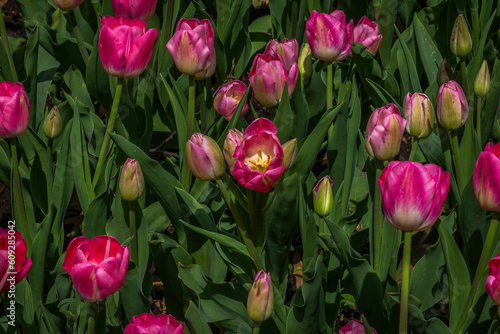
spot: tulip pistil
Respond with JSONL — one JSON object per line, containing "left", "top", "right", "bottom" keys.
{"left": 249, "top": 149, "right": 272, "bottom": 172}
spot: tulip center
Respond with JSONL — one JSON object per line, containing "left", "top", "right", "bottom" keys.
{"left": 229, "top": 94, "right": 240, "bottom": 103}
{"left": 248, "top": 149, "right": 272, "bottom": 173}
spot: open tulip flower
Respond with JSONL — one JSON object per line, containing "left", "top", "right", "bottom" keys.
{"left": 62, "top": 235, "right": 129, "bottom": 302}
{"left": 213, "top": 80, "right": 249, "bottom": 121}
{"left": 473, "top": 142, "right": 500, "bottom": 212}
{"left": 264, "top": 38, "right": 299, "bottom": 91}
{"left": 0, "top": 81, "right": 29, "bottom": 138}
{"left": 166, "top": 18, "right": 216, "bottom": 80}
{"left": 306, "top": 10, "right": 350, "bottom": 62}
{"left": 230, "top": 118, "right": 285, "bottom": 192}
{"left": 0, "top": 228, "right": 32, "bottom": 293}
{"left": 99, "top": 16, "right": 157, "bottom": 79}
{"left": 111, "top": 0, "right": 158, "bottom": 21}
{"left": 378, "top": 161, "right": 450, "bottom": 231}
{"left": 486, "top": 252, "right": 500, "bottom": 305}
{"left": 347, "top": 16, "right": 383, "bottom": 54}
{"left": 124, "top": 313, "right": 187, "bottom": 334}
{"left": 339, "top": 319, "right": 378, "bottom": 334}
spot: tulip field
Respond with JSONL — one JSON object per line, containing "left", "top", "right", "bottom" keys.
{"left": 2, "top": 0, "right": 500, "bottom": 333}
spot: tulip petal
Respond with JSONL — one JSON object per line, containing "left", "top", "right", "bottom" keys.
{"left": 124, "top": 28, "right": 157, "bottom": 78}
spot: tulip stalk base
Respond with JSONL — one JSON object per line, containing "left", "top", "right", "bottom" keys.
{"left": 372, "top": 159, "right": 384, "bottom": 274}
{"left": 0, "top": 10, "right": 18, "bottom": 82}
{"left": 399, "top": 231, "right": 412, "bottom": 334}
{"left": 455, "top": 213, "right": 499, "bottom": 333}
{"left": 450, "top": 130, "right": 466, "bottom": 194}
{"left": 476, "top": 97, "right": 483, "bottom": 144}
{"left": 409, "top": 138, "right": 419, "bottom": 162}
{"left": 68, "top": 10, "right": 89, "bottom": 66}
{"left": 253, "top": 324, "right": 261, "bottom": 334}
{"left": 87, "top": 301, "right": 98, "bottom": 334}
{"left": 128, "top": 201, "right": 138, "bottom": 265}
{"left": 46, "top": 139, "right": 53, "bottom": 205}
{"left": 181, "top": 75, "right": 196, "bottom": 191}
{"left": 327, "top": 63, "right": 333, "bottom": 110}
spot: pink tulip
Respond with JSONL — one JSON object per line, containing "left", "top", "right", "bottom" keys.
{"left": 247, "top": 270, "right": 274, "bottom": 323}
{"left": 347, "top": 16, "right": 383, "bottom": 54}
{"left": 52, "top": 0, "right": 84, "bottom": 11}
{"left": 112, "top": 0, "right": 158, "bottom": 21}
{"left": 473, "top": 142, "right": 500, "bottom": 212}
{"left": 249, "top": 53, "right": 296, "bottom": 107}
{"left": 264, "top": 38, "right": 299, "bottom": 72}
{"left": 306, "top": 10, "right": 350, "bottom": 62}
{"left": 403, "top": 92, "right": 435, "bottom": 139}
{"left": 0, "top": 228, "right": 32, "bottom": 293}
{"left": 186, "top": 133, "right": 225, "bottom": 181}
{"left": 62, "top": 235, "right": 129, "bottom": 302}
{"left": 378, "top": 161, "right": 450, "bottom": 231}
{"left": 339, "top": 319, "right": 378, "bottom": 334}
{"left": 365, "top": 103, "right": 407, "bottom": 161}
{"left": 223, "top": 128, "right": 244, "bottom": 170}
{"left": 0, "top": 82, "right": 29, "bottom": 138}
{"left": 99, "top": 16, "right": 157, "bottom": 79}
{"left": 230, "top": 118, "right": 284, "bottom": 192}
{"left": 166, "top": 18, "right": 216, "bottom": 80}
{"left": 437, "top": 80, "right": 468, "bottom": 130}
{"left": 486, "top": 252, "right": 500, "bottom": 305}
{"left": 124, "top": 313, "right": 187, "bottom": 334}
{"left": 213, "top": 80, "right": 249, "bottom": 121}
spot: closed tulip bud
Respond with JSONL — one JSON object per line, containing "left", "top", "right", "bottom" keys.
{"left": 186, "top": 133, "right": 225, "bottom": 181}
{"left": 473, "top": 142, "right": 500, "bottom": 212}
{"left": 474, "top": 60, "right": 490, "bottom": 97}
{"left": 450, "top": 14, "right": 472, "bottom": 58}
{"left": 298, "top": 43, "right": 313, "bottom": 83}
{"left": 119, "top": 158, "right": 145, "bottom": 202}
{"left": 347, "top": 16, "right": 383, "bottom": 55}
{"left": 437, "top": 58, "right": 453, "bottom": 86}
{"left": 313, "top": 175, "right": 334, "bottom": 217}
{"left": 112, "top": 0, "right": 158, "bottom": 22}
{"left": 365, "top": 103, "right": 407, "bottom": 161}
{"left": 52, "top": 0, "right": 84, "bottom": 11}
{"left": 282, "top": 138, "right": 297, "bottom": 171}
{"left": 224, "top": 129, "right": 244, "bottom": 170}
{"left": 43, "top": 106, "right": 63, "bottom": 139}
{"left": 437, "top": 80, "right": 468, "bottom": 130}
{"left": 306, "top": 10, "right": 350, "bottom": 62}
{"left": 486, "top": 252, "right": 500, "bottom": 305}
{"left": 379, "top": 161, "right": 450, "bottom": 231}
{"left": 247, "top": 270, "right": 274, "bottom": 323}
{"left": 213, "top": 81, "right": 249, "bottom": 121}
{"left": 0, "top": 81, "right": 29, "bottom": 138}
{"left": 403, "top": 92, "right": 435, "bottom": 139}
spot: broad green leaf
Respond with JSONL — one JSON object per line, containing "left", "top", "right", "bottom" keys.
{"left": 185, "top": 301, "right": 212, "bottom": 334}
{"left": 413, "top": 13, "right": 442, "bottom": 84}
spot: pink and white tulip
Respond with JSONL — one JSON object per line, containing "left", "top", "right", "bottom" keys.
{"left": 230, "top": 118, "right": 284, "bottom": 192}
{"left": 306, "top": 10, "right": 350, "bottom": 62}
{"left": 264, "top": 38, "right": 299, "bottom": 72}
{"left": 378, "top": 161, "right": 450, "bottom": 231}
{"left": 0, "top": 82, "right": 29, "bottom": 138}
{"left": 247, "top": 270, "right": 274, "bottom": 323}
{"left": 473, "top": 142, "right": 500, "bottom": 212}
{"left": 111, "top": 0, "right": 158, "bottom": 21}
{"left": 62, "top": 235, "right": 129, "bottom": 302}
{"left": 347, "top": 16, "right": 383, "bottom": 54}
{"left": 0, "top": 228, "right": 32, "bottom": 293}
{"left": 403, "top": 92, "right": 435, "bottom": 139}
{"left": 99, "top": 16, "right": 158, "bottom": 79}
{"left": 223, "top": 129, "right": 244, "bottom": 170}
{"left": 166, "top": 18, "right": 216, "bottom": 80}
{"left": 365, "top": 103, "right": 407, "bottom": 161}
{"left": 339, "top": 319, "right": 378, "bottom": 334}
{"left": 124, "top": 313, "right": 187, "bottom": 334}
{"left": 213, "top": 81, "right": 249, "bottom": 121}
{"left": 186, "top": 133, "right": 225, "bottom": 181}
{"left": 437, "top": 80, "right": 468, "bottom": 130}
{"left": 486, "top": 252, "right": 500, "bottom": 305}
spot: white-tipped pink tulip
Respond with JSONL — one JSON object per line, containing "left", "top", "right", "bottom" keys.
{"left": 347, "top": 16, "right": 383, "bottom": 54}
{"left": 186, "top": 133, "right": 225, "bottom": 181}
{"left": 213, "top": 81, "right": 249, "bottom": 121}
{"left": 306, "top": 10, "right": 350, "bottom": 62}
{"left": 473, "top": 142, "right": 500, "bottom": 212}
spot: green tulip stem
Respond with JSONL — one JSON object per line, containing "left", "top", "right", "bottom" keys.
{"left": 128, "top": 201, "right": 138, "bottom": 265}
{"left": 91, "top": 78, "right": 124, "bottom": 199}
{"left": 68, "top": 10, "right": 89, "bottom": 66}
{"left": 160, "top": 0, "right": 173, "bottom": 59}
{"left": 90, "top": 0, "right": 102, "bottom": 19}
{"left": 450, "top": 129, "right": 466, "bottom": 194}
{"left": 87, "top": 301, "right": 97, "bottom": 334}
{"left": 476, "top": 97, "right": 483, "bottom": 144}
{"left": 46, "top": 139, "right": 53, "bottom": 205}
{"left": 252, "top": 324, "right": 261, "bottom": 334}
{"left": 373, "top": 0, "right": 381, "bottom": 20}
{"left": 327, "top": 62, "right": 333, "bottom": 110}
{"left": 10, "top": 139, "right": 31, "bottom": 252}
{"left": 471, "top": 7, "right": 480, "bottom": 57}
{"left": 455, "top": 213, "right": 499, "bottom": 333}
{"left": 181, "top": 75, "right": 196, "bottom": 190}
{"left": 373, "top": 158, "right": 384, "bottom": 274}
{"left": 216, "top": 179, "right": 263, "bottom": 272}
{"left": 0, "top": 10, "right": 18, "bottom": 82}
{"left": 460, "top": 60, "right": 469, "bottom": 102}
{"left": 409, "top": 137, "right": 419, "bottom": 161}
{"left": 253, "top": 191, "right": 268, "bottom": 252}
{"left": 399, "top": 231, "right": 412, "bottom": 334}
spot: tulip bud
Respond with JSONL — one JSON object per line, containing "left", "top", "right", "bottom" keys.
{"left": 403, "top": 92, "right": 435, "bottom": 139}
{"left": 282, "top": 138, "right": 297, "bottom": 171}
{"left": 224, "top": 129, "right": 244, "bottom": 170}
{"left": 52, "top": 0, "right": 84, "bottom": 11}
{"left": 313, "top": 176, "right": 334, "bottom": 217}
{"left": 473, "top": 142, "right": 500, "bottom": 212}
{"left": 437, "top": 58, "right": 453, "bottom": 86}
{"left": 252, "top": 0, "right": 268, "bottom": 9}
{"left": 213, "top": 81, "right": 249, "bottom": 121}
{"left": 486, "top": 252, "right": 500, "bottom": 305}
{"left": 437, "top": 80, "right": 468, "bottom": 130}
{"left": 43, "top": 106, "right": 63, "bottom": 139}
{"left": 450, "top": 14, "right": 472, "bottom": 58}
{"left": 247, "top": 270, "right": 274, "bottom": 323}
{"left": 186, "top": 133, "right": 225, "bottom": 181}
{"left": 119, "top": 158, "right": 145, "bottom": 202}
{"left": 474, "top": 60, "right": 490, "bottom": 97}
{"left": 298, "top": 43, "right": 313, "bottom": 83}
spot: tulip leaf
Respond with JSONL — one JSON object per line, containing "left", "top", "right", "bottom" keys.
{"left": 0, "top": 140, "right": 10, "bottom": 186}
{"left": 378, "top": 0, "right": 398, "bottom": 69}
{"left": 407, "top": 304, "right": 455, "bottom": 333}
{"left": 274, "top": 82, "right": 294, "bottom": 143}
{"left": 365, "top": 78, "right": 399, "bottom": 108}
{"left": 185, "top": 301, "right": 213, "bottom": 334}
{"left": 82, "top": 192, "right": 109, "bottom": 239}
{"left": 64, "top": 67, "right": 94, "bottom": 113}
{"left": 413, "top": 13, "right": 442, "bottom": 84}
{"left": 119, "top": 264, "right": 151, "bottom": 322}
{"left": 217, "top": 85, "right": 252, "bottom": 146}
{"left": 481, "top": 57, "right": 500, "bottom": 147}
{"left": 394, "top": 24, "right": 421, "bottom": 93}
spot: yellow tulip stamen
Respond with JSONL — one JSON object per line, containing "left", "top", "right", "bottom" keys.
{"left": 248, "top": 149, "right": 272, "bottom": 173}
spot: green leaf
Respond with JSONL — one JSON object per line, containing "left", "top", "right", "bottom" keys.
{"left": 119, "top": 264, "right": 150, "bottom": 322}
{"left": 394, "top": 24, "right": 421, "bottom": 93}
{"left": 413, "top": 13, "right": 442, "bottom": 84}
{"left": 185, "top": 301, "right": 212, "bottom": 334}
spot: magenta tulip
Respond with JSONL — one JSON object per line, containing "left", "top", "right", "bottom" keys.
{"left": 166, "top": 18, "right": 216, "bottom": 80}
{"left": 0, "top": 82, "right": 29, "bottom": 138}
{"left": 378, "top": 161, "right": 450, "bottom": 231}
{"left": 306, "top": 10, "right": 350, "bottom": 62}
{"left": 339, "top": 319, "right": 378, "bottom": 334}
{"left": 213, "top": 80, "right": 249, "bottom": 121}
{"left": 124, "top": 313, "right": 187, "bottom": 334}
{"left": 0, "top": 228, "right": 32, "bottom": 293}
{"left": 437, "top": 80, "right": 468, "bottom": 130}
{"left": 99, "top": 16, "right": 157, "bottom": 79}
{"left": 223, "top": 128, "right": 244, "bottom": 170}
{"left": 365, "top": 103, "right": 407, "bottom": 161}
{"left": 403, "top": 92, "right": 435, "bottom": 139}
{"left": 473, "top": 142, "right": 500, "bottom": 212}
{"left": 62, "top": 235, "right": 129, "bottom": 302}
{"left": 186, "top": 133, "right": 225, "bottom": 181}
{"left": 249, "top": 53, "right": 296, "bottom": 107}
{"left": 52, "top": 0, "right": 84, "bottom": 11}
{"left": 347, "top": 16, "right": 383, "bottom": 54}
{"left": 264, "top": 38, "right": 299, "bottom": 72}
{"left": 486, "top": 252, "right": 500, "bottom": 305}
{"left": 230, "top": 118, "right": 284, "bottom": 192}
{"left": 112, "top": 0, "right": 158, "bottom": 21}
